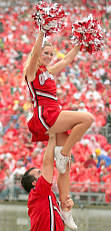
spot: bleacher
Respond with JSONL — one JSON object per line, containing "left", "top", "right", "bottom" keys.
{"left": 0, "top": 0, "right": 111, "bottom": 205}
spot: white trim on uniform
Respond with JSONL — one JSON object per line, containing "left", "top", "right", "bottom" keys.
{"left": 49, "top": 196, "right": 54, "bottom": 231}
{"left": 36, "top": 90, "right": 57, "bottom": 101}
{"left": 38, "top": 106, "right": 49, "bottom": 130}
{"left": 53, "top": 206, "right": 63, "bottom": 220}
{"left": 27, "top": 81, "right": 37, "bottom": 108}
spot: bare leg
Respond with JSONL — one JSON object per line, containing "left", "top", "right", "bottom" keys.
{"left": 50, "top": 111, "right": 94, "bottom": 208}
{"left": 57, "top": 164, "right": 71, "bottom": 209}
{"left": 50, "top": 111, "right": 94, "bottom": 204}
{"left": 49, "top": 110, "right": 94, "bottom": 156}
{"left": 56, "top": 132, "right": 70, "bottom": 206}
{"left": 56, "top": 132, "right": 77, "bottom": 230}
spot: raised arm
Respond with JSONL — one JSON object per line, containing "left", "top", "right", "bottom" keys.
{"left": 42, "top": 133, "right": 56, "bottom": 184}
{"left": 25, "top": 31, "right": 44, "bottom": 81}
{"left": 48, "top": 45, "right": 80, "bottom": 76}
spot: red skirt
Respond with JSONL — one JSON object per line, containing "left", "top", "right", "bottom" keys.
{"left": 28, "top": 104, "right": 61, "bottom": 142}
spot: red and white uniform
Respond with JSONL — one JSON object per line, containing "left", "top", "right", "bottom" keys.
{"left": 28, "top": 176, "right": 64, "bottom": 231}
{"left": 25, "top": 66, "right": 61, "bottom": 141}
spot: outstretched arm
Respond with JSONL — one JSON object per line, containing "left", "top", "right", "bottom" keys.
{"left": 48, "top": 45, "right": 80, "bottom": 76}
{"left": 26, "top": 31, "right": 44, "bottom": 81}
{"left": 42, "top": 133, "right": 56, "bottom": 184}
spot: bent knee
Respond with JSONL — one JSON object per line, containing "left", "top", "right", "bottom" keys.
{"left": 85, "top": 112, "right": 94, "bottom": 127}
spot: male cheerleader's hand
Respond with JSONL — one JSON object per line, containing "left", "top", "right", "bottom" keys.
{"left": 61, "top": 197, "right": 77, "bottom": 230}
{"left": 61, "top": 195, "right": 74, "bottom": 211}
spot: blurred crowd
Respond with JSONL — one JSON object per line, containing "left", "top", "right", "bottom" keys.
{"left": 0, "top": 0, "right": 111, "bottom": 202}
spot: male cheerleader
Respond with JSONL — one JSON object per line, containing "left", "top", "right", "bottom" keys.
{"left": 21, "top": 133, "right": 77, "bottom": 230}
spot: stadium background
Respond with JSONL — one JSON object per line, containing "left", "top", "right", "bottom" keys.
{"left": 0, "top": 0, "right": 111, "bottom": 230}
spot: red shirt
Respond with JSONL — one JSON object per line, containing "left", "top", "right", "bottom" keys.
{"left": 25, "top": 65, "right": 58, "bottom": 107}
{"left": 28, "top": 176, "right": 64, "bottom": 231}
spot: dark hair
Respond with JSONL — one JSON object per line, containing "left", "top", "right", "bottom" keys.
{"left": 21, "top": 167, "right": 36, "bottom": 193}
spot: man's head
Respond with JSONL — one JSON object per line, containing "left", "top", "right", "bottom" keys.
{"left": 21, "top": 167, "right": 41, "bottom": 193}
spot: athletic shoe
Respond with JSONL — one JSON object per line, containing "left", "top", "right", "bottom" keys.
{"left": 61, "top": 210, "right": 77, "bottom": 230}
{"left": 54, "top": 146, "right": 69, "bottom": 174}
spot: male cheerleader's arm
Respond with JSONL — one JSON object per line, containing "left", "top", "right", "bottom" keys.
{"left": 42, "top": 133, "right": 56, "bottom": 184}
{"left": 48, "top": 45, "right": 80, "bottom": 76}
{"left": 26, "top": 31, "right": 44, "bottom": 81}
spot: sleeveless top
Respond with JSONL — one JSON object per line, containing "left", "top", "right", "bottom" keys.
{"left": 25, "top": 65, "right": 58, "bottom": 108}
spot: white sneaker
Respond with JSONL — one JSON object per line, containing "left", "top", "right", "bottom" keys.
{"left": 54, "top": 146, "right": 69, "bottom": 174}
{"left": 61, "top": 210, "right": 77, "bottom": 230}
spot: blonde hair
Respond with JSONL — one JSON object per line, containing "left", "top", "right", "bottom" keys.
{"left": 23, "top": 42, "right": 53, "bottom": 78}
{"left": 42, "top": 41, "right": 52, "bottom": 48}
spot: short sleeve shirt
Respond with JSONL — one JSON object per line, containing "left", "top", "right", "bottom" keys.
{"left": 28, "top": 176, "right": 64, "bottom": 231}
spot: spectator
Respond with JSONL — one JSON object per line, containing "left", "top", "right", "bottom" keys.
{"left": 84, "top": 154, "right": 97, "bottom": 168}
{"left": 96, "top": 149, "right": 111, "bottom": 168}
{"left": 106, "top": 105, "right": 111, "bottom": 126}
{"left": 0, "top": 0, "right": 111, "bottom": 200}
